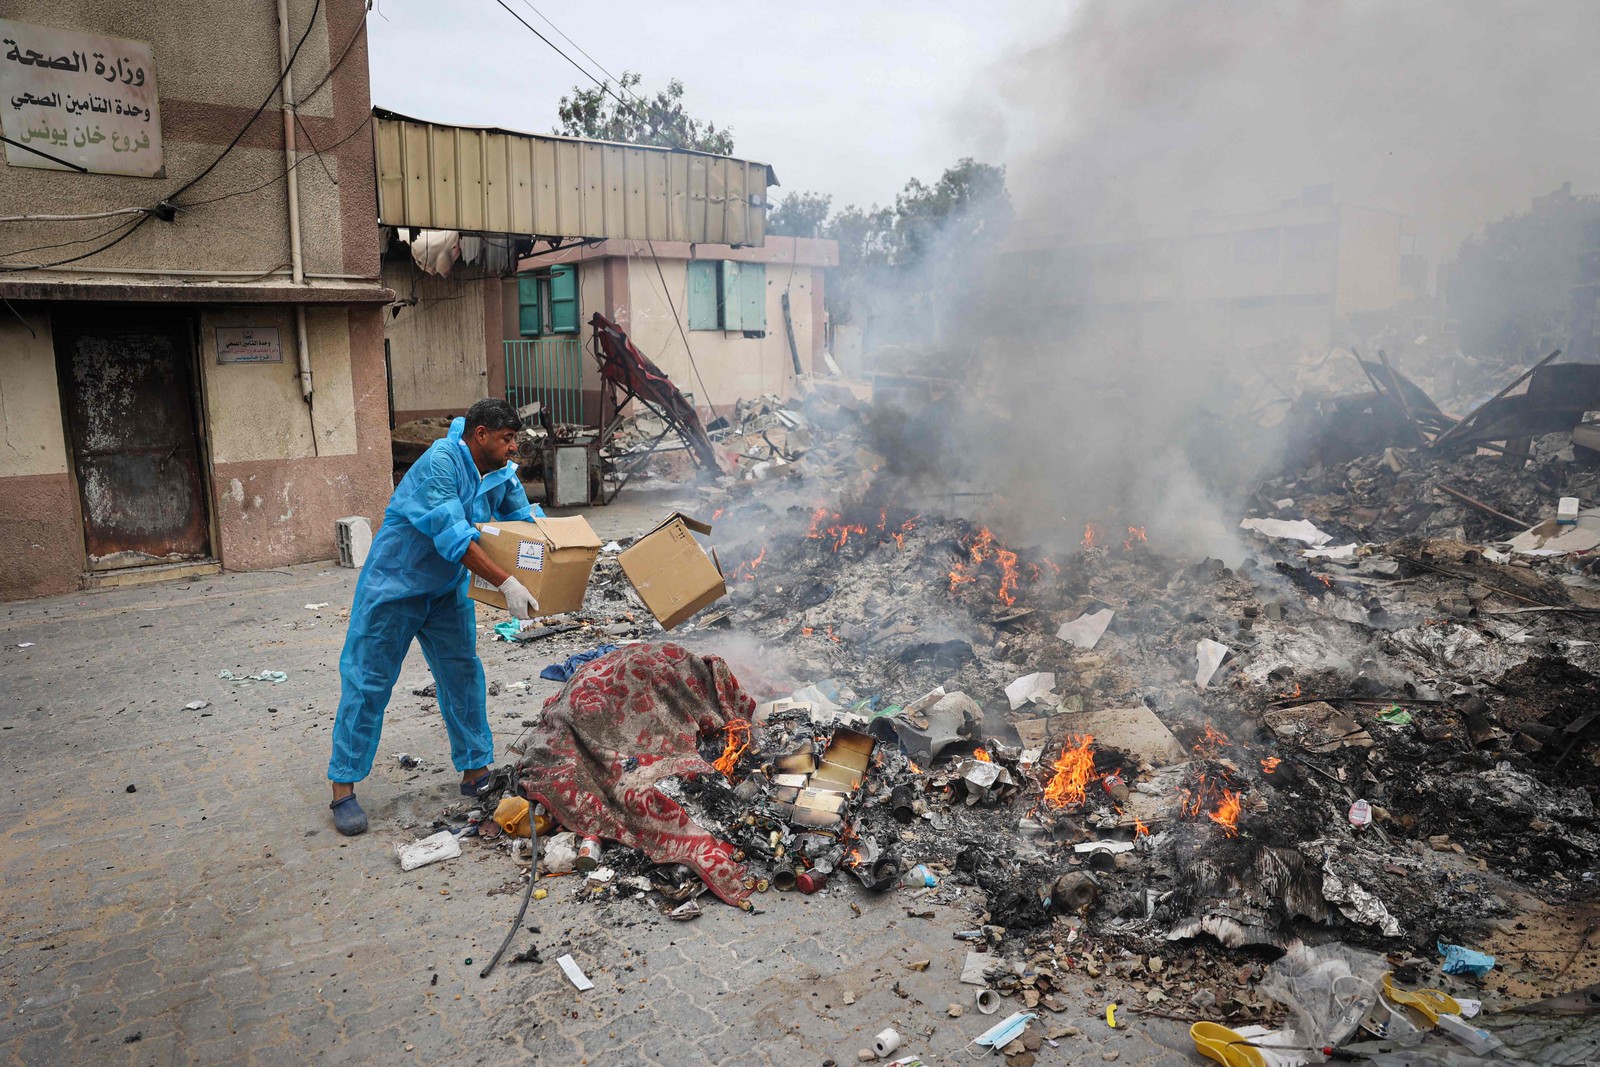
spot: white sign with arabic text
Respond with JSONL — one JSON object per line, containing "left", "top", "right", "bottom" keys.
{"left": 0, "top": 19, "right": 162, "bottom": 177}
{"left": 216, "top": 327, "right": 283, "bottom": 365}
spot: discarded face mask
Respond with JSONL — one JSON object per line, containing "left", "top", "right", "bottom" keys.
{"left": 967, "top": 1010, "right": 1037, "bottom": 1054}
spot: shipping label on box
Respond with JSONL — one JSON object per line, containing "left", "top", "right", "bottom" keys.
{"left": 617, "top": 512, "right": 727, "bottom": 629}
{"left": 467, "top": 516, "right": 601, "bottom": 616}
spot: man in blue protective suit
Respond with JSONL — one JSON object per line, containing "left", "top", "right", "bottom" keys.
{"left": 327, "top": 398, "right": 543, "bottom": 835}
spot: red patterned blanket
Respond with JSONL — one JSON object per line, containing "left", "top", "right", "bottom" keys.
{"left": 517, "top": 643, "right": 753, "bottom": 907}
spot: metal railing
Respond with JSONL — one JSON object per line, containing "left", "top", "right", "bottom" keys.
{"left": 504, "top": 338, "right": 585, "bottom": 426}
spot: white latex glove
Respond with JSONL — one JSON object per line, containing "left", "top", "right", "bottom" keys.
{"left": 496, "top": 575, "right": 538, "bottom": 620}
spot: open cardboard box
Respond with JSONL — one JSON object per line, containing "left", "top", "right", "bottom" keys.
{"left": 618, "top": 512, "right": 728, "bottom": 629}
{"left": 468, "top": 516, "right": 602, "bottom": 616}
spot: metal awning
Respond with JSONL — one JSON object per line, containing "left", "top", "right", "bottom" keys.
{"left": 372, "top": 107, "right": 777, "bottom": 246}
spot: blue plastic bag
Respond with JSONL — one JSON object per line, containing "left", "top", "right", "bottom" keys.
{"left": 1438, "top": 942, "right": 1496, "bottom": 977}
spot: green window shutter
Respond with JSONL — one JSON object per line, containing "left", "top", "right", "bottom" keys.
{"left": 720, "top": 260, "right": 742, "bottom": 330}
{"left": 548, "top": 264, "right": 578, "bottom": 333}
{"left": 740, "top": 263, "right": 766, "bottom": 332}
{"left": 517, "top": 274, "right": 542, "bottom": 337}
{"left": 687, "top": 260, "right": 718, "bottom": 330}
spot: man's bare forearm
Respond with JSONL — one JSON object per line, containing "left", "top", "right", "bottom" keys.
{"left": 461, "top": 541, "right": 511, "bottom": 587}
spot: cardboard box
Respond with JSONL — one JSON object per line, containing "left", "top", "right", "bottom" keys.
{"left": 467, "top": 517, "right": 602, "bottom": 616}
{"left": 617, "top": 512, "right": 727, "bottom": 629}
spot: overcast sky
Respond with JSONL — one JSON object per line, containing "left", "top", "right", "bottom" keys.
{"left": 367, "top": 0, "right": 1056, "bottom": 213}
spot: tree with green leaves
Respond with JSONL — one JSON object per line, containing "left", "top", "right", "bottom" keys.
{"left": 767, "top": 191, "right": 833, "bottom": 238}
{"left": 554, "top": 71, "right": 734, "bottom": 155}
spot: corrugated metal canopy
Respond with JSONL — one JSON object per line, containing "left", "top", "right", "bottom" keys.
{"left": 372, "top": 107, "right": 776, "bottom": 246}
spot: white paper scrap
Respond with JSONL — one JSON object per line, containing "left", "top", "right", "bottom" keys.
{"left": 1239, "top": 517, "right": 1333, "bottom": 546}
{"left": 1004, "top": 672, "right": 1058, "bottom": 710}
{"left": 1057, "top": 608, "right": 1114, "bottom": 650}
{"left": 1195, "top": 640, "right": 1231, "bottom": 688}
{"left": 1303, "top": 544, "right": 1359, "bottom": 561}
{"left": 557, "top": 954, "right": 594, "bottom": 991}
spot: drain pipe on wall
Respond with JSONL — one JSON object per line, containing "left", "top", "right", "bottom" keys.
{"left": 276, "top": 0, "right": 316, "bottom": 441}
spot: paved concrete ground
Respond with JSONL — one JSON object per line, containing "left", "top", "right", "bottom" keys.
{"left": 0, "top": 490, "right": 1196, "bottom": 1066}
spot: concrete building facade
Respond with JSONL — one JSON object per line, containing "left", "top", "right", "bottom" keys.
{"left": 515, "top": 236, "right": 839, "bottom": 423}
{"left": 0, "top": 1, "right": 392, "bottom": 599}
{"left": 1005, "top": 186, "right": 1426, "bottom": 361}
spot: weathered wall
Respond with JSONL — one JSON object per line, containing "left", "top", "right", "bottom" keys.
{"left": 1335, "top": 206, "right": 1404, "bottom": 316}
{"left": 0, "top": 0, "right": 379, "bottom": 282}
{"left": 211, "top": 306, "right": 391, "bottom": 570}
{"left": 0, "top": 312, "right": 80, "bottom": 598}
{"left": 199, "top": 306, "right": 358, "bottom": 462}
{"left": 622, "top": 260, "right": 820, "bottom": 411}
{"left": 383, "top": 258, "right": 494, "bottom": 422}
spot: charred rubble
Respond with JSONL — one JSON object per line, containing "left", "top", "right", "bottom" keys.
{"left": 469, "top": 366, "right": 1600, "bottom": 1022}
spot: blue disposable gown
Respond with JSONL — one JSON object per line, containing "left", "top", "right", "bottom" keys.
{"left": 328, "top": 417, "right": 541, "bottom": 783}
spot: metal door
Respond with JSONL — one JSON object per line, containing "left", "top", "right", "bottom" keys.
{"left": 56, "top": 314, "right": 211, "bottom": 570}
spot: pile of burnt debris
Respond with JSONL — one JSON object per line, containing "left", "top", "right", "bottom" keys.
{"left": 455, "top": 361, "right": 1600, "bottom": 1047}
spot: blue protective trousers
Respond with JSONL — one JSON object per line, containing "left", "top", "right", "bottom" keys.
{"left": 326, "top": 586, "right": 490, "bottom": 783}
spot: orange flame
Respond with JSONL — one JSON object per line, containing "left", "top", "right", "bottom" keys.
{"left": 1192, "top": 722, "right": 1233, "bottom": 758}
{"left": 1280, "top": 682, "right": 1302, "bottom": 699}
{"left": 1208, "top": 790, "right": 1242, "bottom": 836}
{"left": 806, "top": 506, "right": 830, "bottom": 539}
{"left": 732, "top": 544, "right": 767, "bottom": 581}
{"left": 907, "top": 760, "right": 923, "bottom": 774}
{"left": 713, "top": 719, "right": 751, "bottom": 778}
{"left": 1260, "top": 757, "right": 1281, "bottom": 775}
{"left": 996, "top": 547, "right": 1021, "bottom": 606}
{"left": 1082, "top": 523, "right": 1098, "bottom": 549}
{"left": 1042, "top": 734, "right": 1097, "bottom": 809}
{"left": 712, "top": 507, "right": 725, "bottom": 521}
{"left": 1316, "top": 574, "right": 1333, "bottom": 589}
{"left": 1122, "top": 526, "right": 1148, "bottom": 551}
{"left": 973, "top": 748, "right": 992, "bottom": 763}
{"left": 1133, "top": 817, "right": 1150, "bottom": 836}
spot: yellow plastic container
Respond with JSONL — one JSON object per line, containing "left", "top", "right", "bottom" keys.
{"left": 1190, "top": 1022, "right": 1268, "bottom": 1067}
{"left": 493, "top": 796, "right": 532, "bottom": 837}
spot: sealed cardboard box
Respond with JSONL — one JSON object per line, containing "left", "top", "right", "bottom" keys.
{"left": 618, "top": 512, "right": 727, "bottom": 629}
{"left": 468, "top": 517, "right": 601, "bottom": 615}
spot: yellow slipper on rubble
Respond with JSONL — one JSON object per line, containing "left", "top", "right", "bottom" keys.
{"left": 1190, "top": 1022, "right": 1268, "bottom": 1067}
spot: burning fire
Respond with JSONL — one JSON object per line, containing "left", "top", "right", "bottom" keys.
{"left": 1042, "top": 735, "right": 1097, "bottom": 809}
{"left": 1082, "top": 523, "right": 1098, "bottom": 549}
{"left": 1133, "top": 817, "right": 1150, "bottom": 836}
{"left": 713, "top": 719, "right": 751, "bottom": 778}
{"left": 1182, "top": 773, "right": 1244, "bottom": 836}
{"left": 1208, "top": 790, "right": 1242, "bottom": 836}
{"left": 1316, "top": 574, "right": 1334, "bottom": 589}
{"left": 1280, "top": 682, "right": 1302, "bottom": 699}
{"left": 732, "top": 544, "right": 767, "bottom": 581}
{"left": 949, "top": 526, "right": 1026, "bottom": 605}
{"left": 1122, "top": 526, "right": 1148, "bottom": 550}
{"left": 972, "top": 748, "right": 992, "bottom": 763}
{"left": 1260, "top": 756, "right": 1282, "bottom": 775}
{"left": 712, "top": 507, "right": 725, "bottom": 521}
{"left": 808, "top": 504, "right": 917, "bottom": 552}
{"left": 1192, "top": 721, "right": 1233, "bottom": 758}
{"left": 907, "top": 760, "right": 922, "bottom": 774}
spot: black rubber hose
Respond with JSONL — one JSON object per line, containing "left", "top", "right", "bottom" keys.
{"left": 479, "top": 822, "right": 539, "bottom": 979}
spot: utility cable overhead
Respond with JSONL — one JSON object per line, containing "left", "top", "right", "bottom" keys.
{"left": 512, "top": 0, "right": 649, "bottom": 112}
{"left": 489, "top": 0, "right": 642, "bottom": 120}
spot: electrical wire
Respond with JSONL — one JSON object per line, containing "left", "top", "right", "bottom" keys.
{"left": 0, "top": 214, "right": 149, "bottom": 260}
{"left": 488, "top": 0, "right": 642, "bottom": 120}
{"left": 645, "top": 239, "right": 715, "bottom": 406}
{"left": 175, "top": 115, "right": 373, "bottom": 209}
{"left": 512, "top": 0, "right": 649, "bottom": 112}
{"left": 0, "top": 214, "right": 151, "bottom": 274}
{"left": 166, "top": 0, "right": 323, "bottom": 202}
{"left": 0, "top": 207, "right": 147, "bottom": 225}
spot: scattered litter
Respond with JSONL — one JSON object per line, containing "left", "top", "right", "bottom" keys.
{"left": 218, "top": 669, "right": 287, "bottom": 685}
{"left": 1195, "top": 639, "right": 1232, "bottom": 687}
{"left": 396, "top": 831, "right": 461, "bottom": 871}
{"left": 16, "top": 642, "right": 34, "bottom": 649}
{"left": 1438, "top": 942, "right": 1496, "bottom": 977}
{"left": 304, "top": 602, "right": 329, "bottom": 610}
{"left": 1057, "top": 608, "right": 1114, "bottom": 649}
{"left": 1004, "top": 671, "right": 1057, "bottom": 710}
{"left": 539, "top": 645, "right": 619, "bottom": 682}
{"left": 556, "top": 954, "right": 594, "bottom": 991}
{"left": 1240, "top": 517, "right": 1333, "bottom": 546}
{"left": 183, "top": 700, "right": 210, "bottom": 711}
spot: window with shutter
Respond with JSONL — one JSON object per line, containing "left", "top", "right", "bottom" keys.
{"left": 720, "top": 260, "right": 743, "bottom": 331}
{"left": 517, "top": 274, "right": 542, "bottom": 337}
{"left": 687, "top": 260, "right": 718, "bottom": 330}
{"left": 739, "top": 263, "right": 766, "bottom": 334}
{"left": 548, "top": 264, "right": 578, "bottom": 333}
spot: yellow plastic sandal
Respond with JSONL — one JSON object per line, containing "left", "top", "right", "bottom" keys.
{"left": 1190, "top": 1022, "right": 1268, "bottom": 1067}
